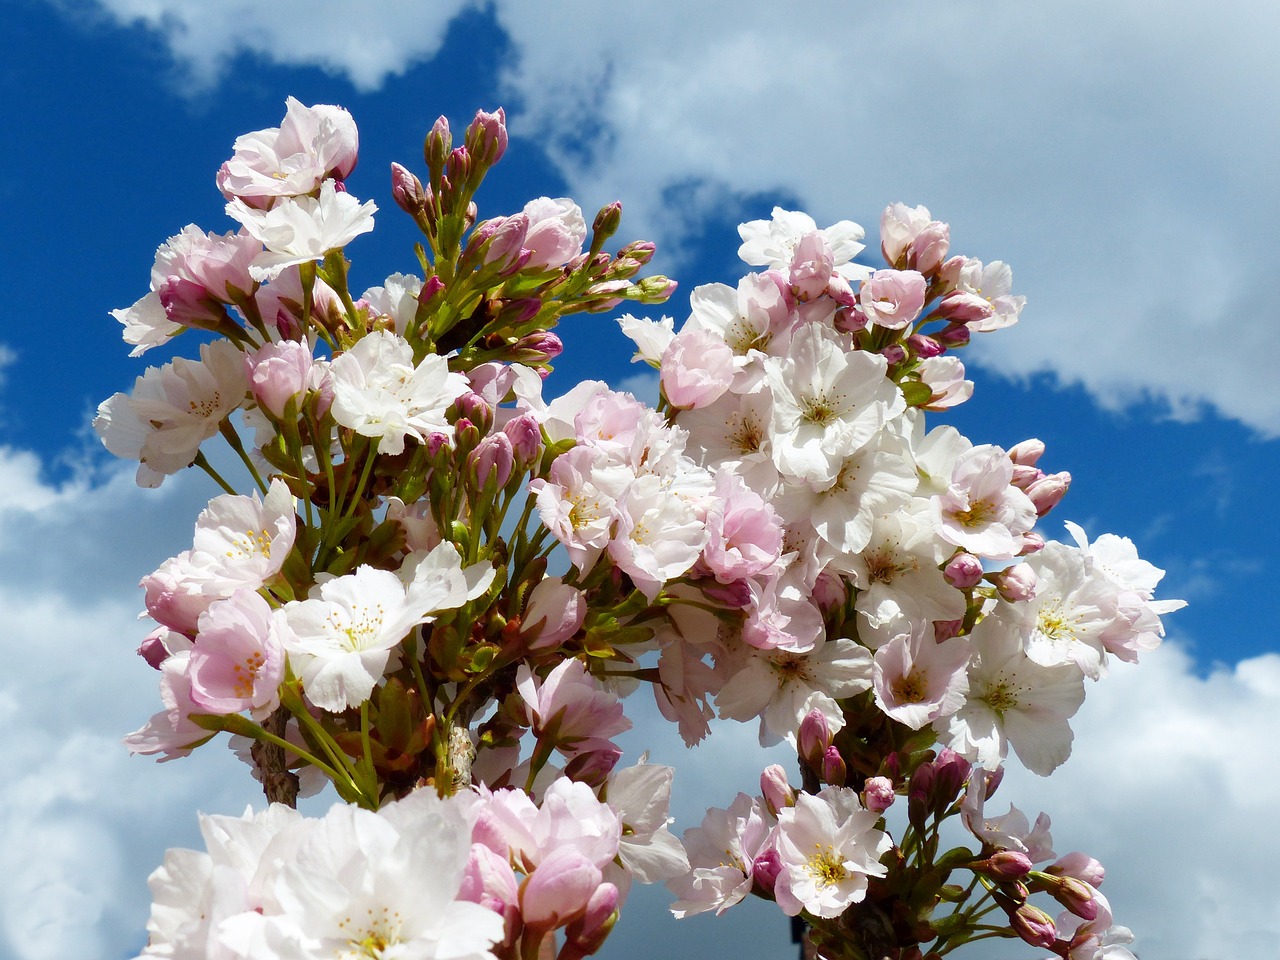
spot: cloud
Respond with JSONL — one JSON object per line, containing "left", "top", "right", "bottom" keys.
{"left": 55, "top": 0, "right": 1279, "bottom": 433}
{"left": 55, "top": 0, "right": 481, "bottom": 91}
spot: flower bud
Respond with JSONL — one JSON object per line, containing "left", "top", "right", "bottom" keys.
{"left": 1009, "top": 904, "right": 1057, "bottom": 949}
{"left": 821, "top": 745, "right": 847, "bottom": 787}
{"left": 483, "top": 214, "right": 530, "bottom": 273}
{"left": 1018, "top": 532, "right": 1046, "bottom": 556}
{"left": 390, "top": 162, "right": 428, "bottom": 217}
{"left": 937, "top": 291, "right": 993, "bottom": 324}
{"left": 615, "top": 239, "right": 655, "bottom": 266}
{"left": 246, "top": 340, "right": 313, "bottom": 419}
{"left": 521, "top": 576, "right": 586, "bottom": 652}
{"left": 1010, "top": 463, "right": 1044, "bottom": 490}
{"left": 906, "top": 333, "right": 945, "bottom": 359}
{"left": 424, "top": 116, "right": 452, "bottom": 181}
{"left": 157, "top": 277, "right": 229, "bottom": 331}
{"left": 880, "top": 343, "right": 907, "bottom": 365}
{"left": 700, "top": 578, "right": 752, "bottom": 608}
{"left": 862, "top": 776, "right": 895, "bottom": 813}
{"left": 520, "top": 848, "right": 602, "bottom": 931}
{"left": 455, "top": 392, "right": 495, "bottom": 435}
{"left": 994, "top": 562, "right": 1038, "bottom": 602}
{"left": 503, "top": 413, "right": 543, "bottom": 469}
{"left": 592, "top": 201, "right": 623, "bottom": 245}
{"left": 760, "top": 764, "right": 796, "bottom": 815}
{"left": 943, "top": 552, "right": 984, "bottom": 589}
{"left": 469, "top": 432, "right": 513, "bottom": 489}
{"left": 137, "top": 630, "right": 170, "bottom": 670}
{"left": 751, "top": 847, "right": 782, "bottom": 895}
{"left": 798, "top": 709, "right": 833, "bottom": 769}
{"left": 563, "top": 742, "right": 622, "bottom": 787}
{"left": 1008, "top": 438, "right": 1046, "bottom": 467}
{"left": 562, "top": 882, "right": 619, "bottom": 958}
{"left": 907, "top": 221, "right": 951, "bottom": 275}
{"left": 1051, "top": 876, "right": 1099, "bottom": 921}
{"left": 811, "top": 569, "right": 848, "bottom": 614}
{"left": 1046, "top": 852, "right": 1105, "bottom": 888}
{"left": 466, "top": 107, "right": 508, "bottom": 167}
{"left": 1026, "top": 471, "right": 1071, "bottom": 517}
{"left": 934, "top": 322, "right": 972, "bottom": 347}
{"left": 446, "top": 146, "right": 471, "bottom": 187}
{"left": 933, "top": 619, "right": 964, "bottom": 642}
{"left": 974, "top": 850, "right": 1033, "bottom": 880}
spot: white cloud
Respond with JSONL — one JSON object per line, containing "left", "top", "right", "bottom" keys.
{"left": 56, "top": 0, "right": 1279, "bottom": 433}
{"left": 60, "top": 0, "right": 480, "bottom": 91}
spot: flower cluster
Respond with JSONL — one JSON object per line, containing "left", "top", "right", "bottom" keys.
{"left": 100, "top": 99, "right": 1181, "bottom": 960}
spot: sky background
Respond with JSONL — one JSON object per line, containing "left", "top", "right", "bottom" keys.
{"left": 2, "top": 1, "right": 1278, "bottom": 958}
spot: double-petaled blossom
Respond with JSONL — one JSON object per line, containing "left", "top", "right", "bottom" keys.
{"left": 771, "top": 787, "right": 892, "bottom": 918}
{"left": 515, "top": 658, "right": 631, "bottom": 755}
{"left": 95, "top": 338, "right": 248, "bottom": 487}
{"left": 217, "top": 96, "right": 359, "bottom": 204}
{"left": 227, "top": 179, "right": 376, "bottom": 281}
{"left": 933, "top": 444, "right": 1037, "bottom": 560}
{"left": 187, "top": 590, "right": 286, "bottom": 719}
{"left": 329, "top": 329, "right": 470, "bottom": 455}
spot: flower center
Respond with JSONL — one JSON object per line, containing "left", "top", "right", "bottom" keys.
{"left": 891, "top": 672, "right": 928, "bottom": 704}
{"left": 807, "top": 845, "right": 848, "bottom": 888}
{"left": 952, "top": 499, "right": 993, "bottom": 528}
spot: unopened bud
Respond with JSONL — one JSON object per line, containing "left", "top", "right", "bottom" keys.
{"left": 751, "top": 847, "right": 782, "bottom": 895}
{"left": 424, "top": 116, "right": 452, "bottom": 182}
{"left": 935, "top": 321, "right": 972, "bottom": 347}
{"left": 614, "top": 240, "right": 656, "bottom": 266}
{"left": 880, "top": 344, "right": 907, "bottom": 365}
{"left": 760, "top": 764, "right": 795, "bottom": 815}
{"left": 933, "top": 619, "right": 964, "bottom": 642}
{"left": 1008, "top": 438, "right": 1046, "bottom": 467}
{"left": 863, "top": 776, "right": 895, "bottom": 813}
{"left": 634, "top": 275, "right": 677, "bottom": 302}
{"left": 503, "top": 413, "right": 543, "bottom": 469}
{"left": 797, "top": 709, "right": 832, "bottom": 770}
{"left": 137, "top": 631, "right": 170, "bottom": 670}
{"left": 1018, "top": 532, "right": 1046, "bottom": 556}
{"left": 592, "top": 202, "right": 623, "bottom": 246}
{"left": 937, "top": 292, "right": 993, "bottom": 324}
{"left": 821, "top": 745, "right": 848, "bottom": 787}
{"left": 465, "top": 107, "right": 508, "bottom": 167}
{"left": 1046, "top": 852, "right": 1105, "bottom": 888}
{"left": 907, "top": 221, "right": 950, "bottom": 275}
{"left": 993, "top": 562, "right": 1038, "bottom": 603}
{"left": 1052, "top": 876, "right": 1099, "bottom": 921}
{"left": 483, "top": 214, "right": 530, "bottom": 273}
{"left": 975, "top": 850, "right": 1033, "bottom": 881}
{"left": 944, "top": 552, "right": 984, "bottom": 590}
{"left": 455, "top": 392, "right": 494, "bottom": 435}
{"left": 390, "top": 162, "right": 428, "bottom": 217}
{"left": 1026, "top": 471, "right": 1071, "bottom": 517}
{"left": 906, "top": 333, "right": 945, "bottom": 359}
{"left": 1010, "top": 904, "right": 1057, "bottom": 949}
{"left": 469, "top": 432, "right": 514, "bottom": 489}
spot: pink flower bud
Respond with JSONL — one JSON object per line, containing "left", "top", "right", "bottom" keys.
{"left": 157, "top": 277, "right": 227, "bottom": 331}
{"left": 466, "top": 107, "right": 508, "bottom": 167}
{"left": 906, "top": 333, "right": 945, "bottom": 359}
{"left": 562, "top": 881, "right": 619, "bottom": 958}
{"left": 137, "top": 630, "right": 170, "bottom": 670}
{"left": 424, "top": 117, "right": 452, "bottom": 177}
{"left": 562, "top": 740, "right": 623, "bottom": 786}
{"left": 515, "top": 330, "right": 563, "bottom": 362}
{"left": 483, "top": 214, "right": 530, "bottom": 272}
{"left": 994, "top": 562, "right": 1038, "bottom": 602}
{"left": 390, "top": 162, "right": 428, "bottom": 217}
{"left": 760, "top": 764, "right": 796, "bottom": 815}
{"left": 700, "top": 577, "right": 752, "bottom": 608}
{"left": 455, "top": 391, "right": 495, "bottom": 434}
{"left": 751, "top": 847, "right": 782, "bottom": 895}
{"left": 937, "top": 292, "right": 993, "bottom": 324}
{"left": 797, "top": 709, "right": 832, "bottom": 769}
{"left": 1008, "top": 438, "right": 1046, "bottom": 467}
{"left": 1010, "top": 463, "right": 1044, "bottom": 490}
{"left": 592, "top": 202, "right": 623, "bottom": 243}
{"left": 1026, "top": 471, "right": 1071, "bottom": 517}
{"left": 1018, "top": 532, "right": 1046, "bottom": 556}
{"left": 944, "top": 552, "right": 984, "bottom": 590}
{"left": 246, "top": 340, "right": 313, "bottom": 419}
{"left": 933, "top": 619, "right": 964, "bottom": 642}
{"left": 1010, "top": 904, "right": 1057, "bottom": 949}
{"left": 811, "top": 569, "right": 848, "bottom": 614}
{"left": 935, "top": 322, "right": 971, "bottom": 347}
{"left": 1052, "top": 876, "right": 1099, "bottom": 921}
{"left": 863, "top": 776, "right": 895, "bottom": 813}
{"left": 425, "top": 431, "right": 450, "bottom": 460}
{"left": 470, "top": 432, "right": 513, "bottom": 489}
{"left": 880, "top": 343, "right": 907, "bottom": 365}
{"left": 821, "top": 745, "right": 848, "bottom": 787}
{"left": 1047, "top": 852, "right": 1105, "bottom": 888}
{"left": 521, "top": 577, "right": 586, "bottom": 652}
{"left": 978, "top": 850, "right": 1033, "bottom": 880}
{"left": 503, "top": 413, "right": 543, "bottom": 468}
{"left": 907, "top": 220, "right": 950, "bottom": 274}
{"left": 520, "top": 848, "right": 603, "bottom": 931}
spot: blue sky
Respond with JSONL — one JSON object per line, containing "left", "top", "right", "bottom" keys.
{"left": 2, "top": 1, "right": 1278, "bottom": 958}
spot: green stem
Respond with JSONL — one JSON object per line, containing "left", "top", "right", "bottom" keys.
{"left": 219, "top": 420, "right": 268, "bottom": 494}
{"left": 194, "top": 450, "right": 238, "bottom": 495}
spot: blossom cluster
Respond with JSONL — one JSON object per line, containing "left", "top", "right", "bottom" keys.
{"left": 98, "top": 98, "right": 1181, "bottom": 960}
